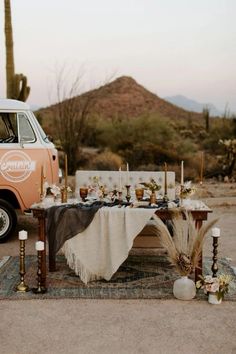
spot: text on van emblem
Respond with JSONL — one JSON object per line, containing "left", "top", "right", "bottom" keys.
{"left": 0, "top": 151, "right": 36, "bottom": 182}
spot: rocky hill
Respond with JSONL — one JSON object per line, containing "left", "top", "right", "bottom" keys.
{"left": 38, "top": 76, "right": 202, "bottom": 122}
{"left": 79, "top": 76, "right": 201, "bottom": 120}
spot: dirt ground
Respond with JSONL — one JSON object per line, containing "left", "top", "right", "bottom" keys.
{"left": 0, "top": 181, "right": 236, "bottom": 354}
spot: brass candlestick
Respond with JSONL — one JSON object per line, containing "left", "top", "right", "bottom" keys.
{"left": 125, "top": 185, "right": 131, "bottom": 203}
{"left": 211, "top": 236, "right": 219, "bottom": 278}
{"left": 61, "top": 187, "right": 67, "bottom": 203}
{"left": 179, "top": 184, "right": 184, "bottom": 207}
{"left": 163, "top": 193, "right": 169, "bottom": 203}
{"left": 15, "top": 240, "right": 29, "bottom": 292}
{"left": 32, "top": 250, "right": 47, "bottom": 294}
{"left": 118, "top": 191, "right": 123, "bottom": 206}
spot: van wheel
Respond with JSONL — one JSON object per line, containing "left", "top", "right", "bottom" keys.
{"left": 0, "top": 199, "right": 17, "bottom": 242}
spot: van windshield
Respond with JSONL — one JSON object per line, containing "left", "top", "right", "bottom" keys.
{"left": 18, "top": 113, "right": 36, "bottom": 143}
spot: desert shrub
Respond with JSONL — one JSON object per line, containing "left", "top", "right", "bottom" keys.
{"left": 95, "top": 113, "right": 178, "bottom": 152}
{"left": 201, "top": 118, "right": 235, "bottom": 152}
{"left": 88, "top": 150, "right": 123, "bottom": 170}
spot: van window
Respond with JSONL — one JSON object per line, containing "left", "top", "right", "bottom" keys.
{"left": 18, "top": 113, "right": 36, "bottom": 143}
{"left": 32, "top": 113, "right": 50, "bottom": 143}
{"left": 0, "top": 113, "right": 18, "bottom": 143}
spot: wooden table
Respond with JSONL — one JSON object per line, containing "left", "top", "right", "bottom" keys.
{"left": 31, "top": 205, "right": 212, "bottom": 288}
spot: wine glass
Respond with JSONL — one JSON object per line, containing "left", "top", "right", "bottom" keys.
{"left": 135, "top": 188, "right": 144, "bottom": 201}
{"left": 79, "top": 187, "right": 88, "bottom": 202}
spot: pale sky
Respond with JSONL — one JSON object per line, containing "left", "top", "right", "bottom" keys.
{"left": 0, "top": 0, "right": 235, "bottom": 113}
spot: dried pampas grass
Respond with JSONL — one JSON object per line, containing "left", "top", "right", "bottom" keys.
{"left": 152, "top": 210, "right": 218, "bottom": 276}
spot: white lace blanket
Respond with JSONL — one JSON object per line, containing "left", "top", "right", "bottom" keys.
{"left": 63, "top": 206, "right": 157, "bottom": 284}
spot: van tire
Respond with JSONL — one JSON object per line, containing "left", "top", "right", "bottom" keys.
{"left": 0, "top": 199, "right": 17, "bottom": 242}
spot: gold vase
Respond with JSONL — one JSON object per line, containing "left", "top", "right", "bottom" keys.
{"left": 150, "top": 192, "right": 156, "bottom": 204}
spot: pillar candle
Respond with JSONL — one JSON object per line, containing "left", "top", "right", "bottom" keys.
{"left": 35, "top": 241, "right": 44, "bottom": 251}
{"left": 19, "top": 230, "right": 28, "bottom": 240}
{"left": 181, "top": 160, "right": 184, "bottom": 186}
{"left": 212, "top": 227, "right": 220, "bottom": 237}
{"left": 164, "top": 162, "right": 167, "bottom": 195}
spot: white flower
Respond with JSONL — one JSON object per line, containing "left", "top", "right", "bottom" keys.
{"left": 51, "top": 184, "right": 61, "bottom": 196}
{"left": 210, "top": 282, "right": 220, "bottom": 293}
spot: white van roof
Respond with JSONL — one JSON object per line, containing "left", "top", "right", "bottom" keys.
{"left": 0, "top": 98, "right": 30, "bottom": 111}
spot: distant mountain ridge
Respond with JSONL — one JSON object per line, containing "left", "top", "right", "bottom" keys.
{"left": 164, "top": 94, "right": 222, "bottom": 117}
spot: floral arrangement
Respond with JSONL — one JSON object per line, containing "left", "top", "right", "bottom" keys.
{"left": 176, "top": 181, "right": 196, "bottom": 199}
{"left": 153, "top": 211, "right": 218, "bottom": 276}
{"left": 196, "top": 274, "right": 232, "bottom": 300}
{"left": 89, "top": 176, "right": 108, "bottom": 199}
{"left": 43, "top": 182, "right": 71, "bottom": 198}
{"left": 140, "top": 178, "right": 161, "bottom": 193}
{"left": 43, "top": 182, "right": 60, "bottom": 197}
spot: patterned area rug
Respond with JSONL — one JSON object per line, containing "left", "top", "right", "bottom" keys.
{"left": 0, "top": 255, "right": 235, "bottom": 300}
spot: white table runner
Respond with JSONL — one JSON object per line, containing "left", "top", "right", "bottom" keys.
{"left": 63, "top": 206, "right": 157, "bottom": 283}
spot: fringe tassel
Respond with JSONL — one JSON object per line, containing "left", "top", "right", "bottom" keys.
{"left": 63, "top": 245, "right": 103, "bottom": 284}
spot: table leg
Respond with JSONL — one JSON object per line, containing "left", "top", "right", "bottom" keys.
{"left": 49, "top": 253, "right": 56, "bottom": 272}
{"left": 195, "top": 219, "right": 203, "bottom": 282}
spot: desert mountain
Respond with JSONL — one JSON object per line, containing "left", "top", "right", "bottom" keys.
{"left": 39, "top": 76, "right": 202, "bottom": 122}
{"left": 78, "top": 76, "right": 202, "bottom": 120}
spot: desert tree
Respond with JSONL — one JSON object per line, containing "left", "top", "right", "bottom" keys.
{"left": 219, "top": 138, "right": 236, "bottom": 178}
{"left": 4, "top": 0, "right": 30, "bottom": 101}
{"left": 50, "top": 65, "right": 113, "bottom": 174}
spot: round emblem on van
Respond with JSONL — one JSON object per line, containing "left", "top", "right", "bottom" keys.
{"left": 0, "top": 151, "right": 36, "bottom": 183}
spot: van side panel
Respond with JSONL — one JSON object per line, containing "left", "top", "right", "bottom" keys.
{"left": 0, "top": 147, "right": 59, "bottom": 211}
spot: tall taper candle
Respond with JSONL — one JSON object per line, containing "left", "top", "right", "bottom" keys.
{"left": 119, "top": 167, "right": 122, "bottom": 192}
{"left": 200, "top": 151, "right": 204, "bottom": 185}
{"left": 181, "top": 160, "right": 184, "bottom": 186}
{"left": 164, "top": 162, "right": 167, "bottom": 195}
{"left": 40, "top": 165, "right": 44, "bottom": 198}
{"left": 126, "top": 163, "right": 130, "bottom": 185}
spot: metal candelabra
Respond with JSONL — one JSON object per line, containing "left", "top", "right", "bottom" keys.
{"left": 125, "top": 185, "right": 131, "bottom": 203}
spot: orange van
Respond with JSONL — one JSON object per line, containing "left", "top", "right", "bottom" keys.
{"left": 0, "top": 99, "right": 59, "bottom": 241}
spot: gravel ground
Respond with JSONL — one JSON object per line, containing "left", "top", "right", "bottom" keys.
{"left": 0, "top": 182, "right": 236, "bottom": 354}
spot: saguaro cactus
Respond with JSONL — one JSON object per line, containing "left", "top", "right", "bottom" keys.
{"left": 4, "top": 0, "right": 30, "bottom": 101}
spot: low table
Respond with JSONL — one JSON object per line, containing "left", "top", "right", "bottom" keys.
{"left": 31, "top": 203, "right": 212, "bottom": 287}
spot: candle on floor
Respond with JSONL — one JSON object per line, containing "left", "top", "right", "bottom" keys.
{"left": 35, "top": 241, "right": 44, "bottom": 251}
{"left": 212, "top": 227, "right": 220, "bottom": 237}
{"left": 19, "top": 230, "right": 28, "bottom": 240}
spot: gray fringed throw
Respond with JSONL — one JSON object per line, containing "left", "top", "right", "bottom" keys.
{"left": 46, "top": 201, "right": 104, "bottom": 265}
